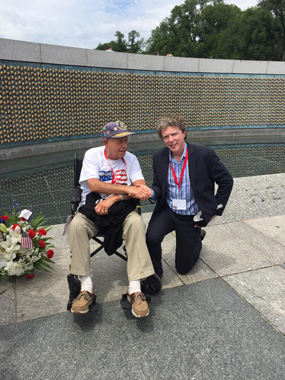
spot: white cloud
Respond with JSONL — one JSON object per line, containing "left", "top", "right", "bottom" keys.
{"left": 224, "top": 0, "right": 258, "bottom": 10}
{"left": 0, "top": 0, "right": 259, "bottom": 49}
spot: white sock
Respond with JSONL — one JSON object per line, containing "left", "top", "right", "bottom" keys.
{"left": 79, "top": 276, "right": 93, "bottom": 294}
{"left": 128, "top": 280, "right": 141, "bottom": 295}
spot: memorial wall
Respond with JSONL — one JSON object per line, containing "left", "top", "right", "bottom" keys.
{"left": 0, "top": 38, "right": 284, "bottom": 149}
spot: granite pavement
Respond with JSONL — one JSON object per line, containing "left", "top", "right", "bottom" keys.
{"left": 1, "top": 173, "right": 285, "bottom": 380}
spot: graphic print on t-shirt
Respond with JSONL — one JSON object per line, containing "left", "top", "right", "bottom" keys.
{"left": 99, "top": 170, "right": 112, "bottom": 182}
{"left": 99, "top": 169, "right": 127, "bottom": 184}
{"left": 114, "top": 169, "right": 127, "bottom": 184}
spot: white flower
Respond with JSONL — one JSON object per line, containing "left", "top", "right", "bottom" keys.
{"left": 20, "top": 247, "right": 34, "bottom": 256}
{"left": 0, "top": 256, "right": 8, "bottom": 268}
{"left": 0, "top": 235, "right": 20, "bottom": 257}
{"left": 5, "top": 261, "right": 25, "bottom": 276}
{"left": 9, "top": 225, "right": 22, "bottom": 238}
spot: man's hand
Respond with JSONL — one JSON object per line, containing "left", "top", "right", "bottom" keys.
{"left": 95, "top": 197, "right": 116, "bottom": 215}
{"left": 128, "top": 184, "right": 152, "bottom": 201}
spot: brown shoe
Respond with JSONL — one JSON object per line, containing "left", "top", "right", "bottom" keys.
{"left": 127, "top": 291, "right": 149, "bottom": 318}
{"left": 71, "top": 291, "right": 95, "bottom": 314}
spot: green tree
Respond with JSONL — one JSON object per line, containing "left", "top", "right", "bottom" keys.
{"left": 145, "top": 0, "right": 223, "bottom": 57}
{"left": 114, "top": 31, "right": 128, "bottom": 52}
{"left": 211, "top": 6, "right": 282, "bottom": 60}
{"left": 127, "top": 30, "right": 144, "bottom": 53}
{"left": 96, "top": 42, "right": 111, "bottom": 51}
{"left": 237, "top": 7, "right": 281, "bottom": 60}
{"left": 95, "top": 30, "right": 144, "bottom": 53}
{"left": 145, "top": 20, "right": 177, "bottom": 56}
{"left": 258, "top": 0, "right": 285, "bottom": 60}
{"left": 196, "top": 3, "right": 241, "bottom": 58}
{"left": 96, "top": 1, "right": 284, "bottom": 60}
{"left": 95, "top": 31, "right": 127, "bottom": 52}
{"left": 146, "top": 0, "right": 283, "bottom": 60}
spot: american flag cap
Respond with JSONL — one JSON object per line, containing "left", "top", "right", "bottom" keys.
{"left": 101, "top": 121, "right": 135, "bottom": 139}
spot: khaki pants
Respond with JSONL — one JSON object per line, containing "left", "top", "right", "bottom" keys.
{"left": 67, "top": 211, "right": 154, "bottom": 282}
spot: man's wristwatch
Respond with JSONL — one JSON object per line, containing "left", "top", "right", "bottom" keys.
{"left": 119, "top": 194, "right": 124, "bottom": 201}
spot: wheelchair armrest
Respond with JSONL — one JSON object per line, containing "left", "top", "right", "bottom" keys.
{"left": 71, "top": 187, "right": 82, "bottom": 215}
{"left": 71, "top": 187, "right": 82, "bottom": 204}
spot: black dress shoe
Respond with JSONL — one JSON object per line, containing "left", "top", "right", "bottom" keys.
{"left": 200, "top": 229, "right": 206, "bottom": 241}
{"left": 141, "top": 274, "right": 162, "bottom": 295}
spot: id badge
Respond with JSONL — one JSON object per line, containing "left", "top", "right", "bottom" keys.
{"left": 173, "top": 199, "right": 187, "bottom": 210}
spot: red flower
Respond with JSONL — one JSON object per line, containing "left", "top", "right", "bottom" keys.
{"left": 12, "top": 223, "right": 21, "bottom": 230}
{"left": 1, "top": 215, "right": 9, "bottom": 220}
{"left": 47, "top": 249, "right": 54, "bottom": 259}
{"left": 26, "top": 273, "right": 35, "bottom": 279}
{"left": 38, "top": 240, "right": 46, "bottom": 249}
{"left": 37, "top": 228, "right": 47, "bottom": 236}
{"left": 27, "top": 229, "right": 36, "bottom": 239}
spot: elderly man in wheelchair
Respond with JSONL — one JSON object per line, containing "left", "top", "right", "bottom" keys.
{"left": 66, "top": 121, "right": 161, "bottom": 318}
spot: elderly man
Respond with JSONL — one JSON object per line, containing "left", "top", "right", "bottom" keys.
{"left": 67, "top": 121, "right": 155, "bottom": 318}
{"left": 145, "top": 114, "right": 233, "bottom": 279}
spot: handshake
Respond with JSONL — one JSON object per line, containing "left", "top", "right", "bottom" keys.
{"left": 128, "top": 184, "right": 152, "bottom": 201}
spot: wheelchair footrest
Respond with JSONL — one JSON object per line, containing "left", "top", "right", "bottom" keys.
{"left": 88, "top": 295, "right": 98, "bottom": 312}
{"left": 120, "top": 294, "right": 132, "bottom": 309}
{"left": 67, "top": 274, "right": 81, "bottom": 311}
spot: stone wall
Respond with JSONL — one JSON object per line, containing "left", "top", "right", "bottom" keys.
{"left": 1, "top": 38, "right": 285, "bottom": 149}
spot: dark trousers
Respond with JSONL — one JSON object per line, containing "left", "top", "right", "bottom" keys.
{"left": 146, "top": 205, "right": 202, "bottom": 277}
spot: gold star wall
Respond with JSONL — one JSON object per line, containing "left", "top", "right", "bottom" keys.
{"left": 0, "top": 64, "right": 284, "bottom": 145}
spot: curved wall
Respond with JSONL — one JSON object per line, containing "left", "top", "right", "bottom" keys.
{"left": 0, "top": 38, "right": 285, "bottom": 151}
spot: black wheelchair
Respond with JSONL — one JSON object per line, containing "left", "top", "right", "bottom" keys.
{"left": 67, "top": 153, "right": 162, "bottom": 311}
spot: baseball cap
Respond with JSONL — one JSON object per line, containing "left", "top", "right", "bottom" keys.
{"left": 101, "top": 121, "right": 135, "bottom": 139}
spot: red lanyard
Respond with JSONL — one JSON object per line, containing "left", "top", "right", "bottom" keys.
{"left": 169, "top": 148, "right": 188, "bottom": 190}
{"left": 104, "top": 149, "right": 127, "bottom": 184}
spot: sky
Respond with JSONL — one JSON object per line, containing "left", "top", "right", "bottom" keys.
{"left": 0, "top": 0, "right": 259, "bottom": 50}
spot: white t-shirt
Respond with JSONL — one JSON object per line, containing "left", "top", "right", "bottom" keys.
{"left": 79, "top": 146, "right": 144, "bottom": 206}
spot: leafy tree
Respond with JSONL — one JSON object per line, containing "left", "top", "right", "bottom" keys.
{"left": 95, "top": 31, "right": 127, "bottom": 52}
{"left": 146, "top": 0, "right": 283, "bottom": 60}
{"left": 145, "top": 0, "right": 224, "bottom": 57}
{"left": 258, "top": 0, "right": 285, "bottom": 60}
{"left": 237, "top": 7, "right": 281, "bottom": 60}
{"left": 95, "top": 30, "right": 144, "bottom": 53}
{"left": 196, "top": 3, "right": 242, "bottom": 58}
{"left": 127, "top": 30, "right": 144, "bottom": 53}
{"left": 96, "top": 42, "right": 111, "bottom": 51}
{"left": 145, "top": 21, "right": 173, "bottom": 56}
{"left": 96, "top": 0, "right": 285, "bottom": 60}
{"left": 114, "top": 31, "right": 128, "bottom": 52}
{"left": 211, "top": 6, "right": 282, "bottom": 60}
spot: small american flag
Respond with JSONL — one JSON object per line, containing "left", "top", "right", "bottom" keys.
{"left": 21, "top": 231, "right": 33, "bottom": 249}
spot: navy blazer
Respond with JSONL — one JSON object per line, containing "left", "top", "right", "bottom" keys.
{"left": 151, "top": 142, "right": 234, "bottom": 226}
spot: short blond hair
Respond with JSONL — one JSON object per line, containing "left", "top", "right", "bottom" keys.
{"left": 156, "top": 114, "right": 187, "bottom": 140}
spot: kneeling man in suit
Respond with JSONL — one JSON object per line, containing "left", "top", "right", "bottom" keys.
{"left": 145, "top": 114, "right": 233, "bottom": 279}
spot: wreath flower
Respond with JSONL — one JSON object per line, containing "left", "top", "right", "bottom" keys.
{"left": 0, "top": 208, "right": 55, "bottom": 279}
